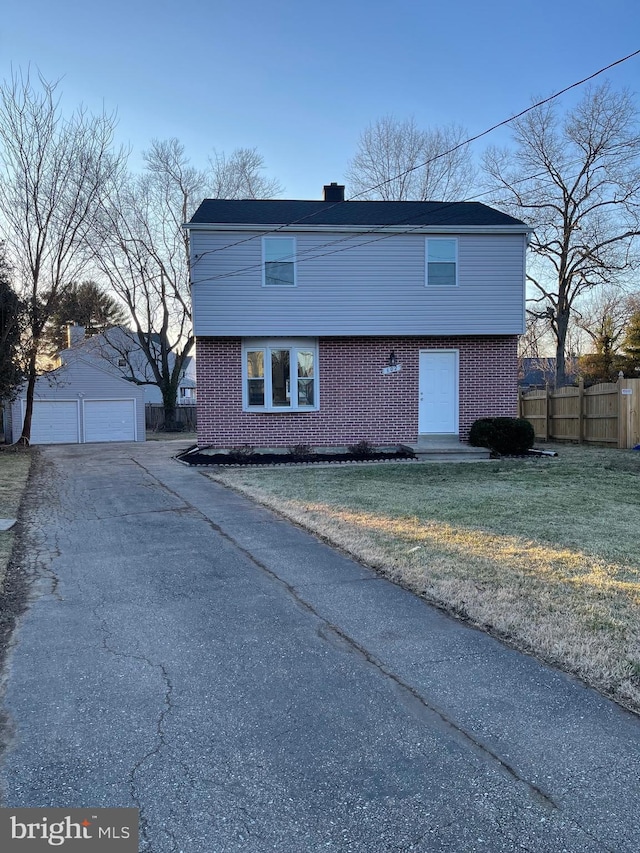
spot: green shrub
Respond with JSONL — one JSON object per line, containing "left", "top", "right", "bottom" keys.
{"left": 287, "top": 443, "right": 313, "bottom": 459}
{"left": 468, "top": 417, "right": 535, "bottom": 455}
{"left": 227, "top": 444, "right": 256, "bottom": 463}
{"left": 467, "top": 419, "right": 496, "bottom": 450}
{"left": 347, "top": 439, "right": 376, "bottom": 458}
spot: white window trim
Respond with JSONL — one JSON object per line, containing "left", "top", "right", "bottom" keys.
{"left": 242, "top": 337, "right": 318, "bottom": 412}
{"left": 425, "top": 237, "right": 458, "bottom": 287}
{"left": 262, "top": 236, "right": 297, "bottom": 288}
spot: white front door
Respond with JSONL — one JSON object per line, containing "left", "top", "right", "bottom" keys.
{"left": 418, "top": 350, "right": 459, "bottom": 434}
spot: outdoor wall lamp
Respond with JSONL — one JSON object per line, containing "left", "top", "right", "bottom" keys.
{"left": 382, "top": 350, "right": 401, "bottom": 376}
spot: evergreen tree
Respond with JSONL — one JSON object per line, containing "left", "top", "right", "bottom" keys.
{"left": 44, "top": 280, "right": 126, "bottom": 355}
{"left": 0, "top": 248, "right": 25, "bottom": 401}
{"left": 622, "top": 311, "right": 640, "bottom": 370}
{"left": 578, "top": 312, "right": 623, "bottom": 382}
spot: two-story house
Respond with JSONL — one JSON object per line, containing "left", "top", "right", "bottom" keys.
{"left": 185, "top": 184, "right": 530, "bottom": 448}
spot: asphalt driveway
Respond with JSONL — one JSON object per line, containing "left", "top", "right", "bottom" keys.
{"left": 0, "top": 441, "right": 638, "bottom": 852}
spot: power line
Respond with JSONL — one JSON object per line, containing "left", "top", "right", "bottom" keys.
{"left": 189, "top": 48, "right": 640, "bottom": 283}
{"left": 192, "top": 164, "right": 590, "bottom": 285}
{"left": 349, "top": 49, "right": 640, "bottom": 200}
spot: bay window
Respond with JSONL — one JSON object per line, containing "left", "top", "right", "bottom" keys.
{"left": 243, "top": 339, "right": 318, "bottom": 411}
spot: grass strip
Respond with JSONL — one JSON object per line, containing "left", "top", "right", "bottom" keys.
{"left": 209, "top": 444, "right": 640, "bottom": 712}
{"left": 0, "top": 448, "right": 32, "bottom": 588}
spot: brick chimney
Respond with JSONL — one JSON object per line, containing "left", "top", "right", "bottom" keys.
{"left": 323, "top": 182, "right": 345, "bottom": 202}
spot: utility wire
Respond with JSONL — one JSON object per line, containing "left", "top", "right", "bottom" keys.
{"left": 192, "top": 162, "right": 593, "bottom": 285}
{"left": 349, "top": 48, "right": 640, "bottom": 200}
{"left": 189, "top": 48, "right": 640, "bottom": 282}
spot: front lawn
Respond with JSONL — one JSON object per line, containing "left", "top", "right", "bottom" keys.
{"left": 209, "top": 444, "right": 640, "bottom": 713}
{"left": 0, "top": 448, "right": 32, "bottom": 588}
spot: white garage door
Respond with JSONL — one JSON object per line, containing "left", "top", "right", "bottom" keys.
{"left": 27, "top": 401, "right": 80, "bottom": 444}
{"left": 84, "top": 400, "right": 136, "bottom": 443}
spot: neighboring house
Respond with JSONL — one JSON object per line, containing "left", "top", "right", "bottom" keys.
{"left": 185, "top": 183, "right": 531, "bottom": 448}
{"left": 5, "top": 357, "right": 146, "bottom": 444}
{"left": 60, "top": 325, "right": 196, "bottom": 405}
{"left": 519, "top": 357, "right": 578, "bottom": 389}
{"left": 177, "top": 358, "right": 197, "bottom": 405}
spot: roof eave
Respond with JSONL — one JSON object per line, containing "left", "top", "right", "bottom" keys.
{"left": 183, "top": 222, "right": 532, "bottom": 235}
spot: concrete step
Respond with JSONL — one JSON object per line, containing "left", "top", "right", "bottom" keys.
{"left": 415, "top": 433, "right": 462, "bottom": 447}
{"left": 404, "top": 435, "right": 491, "bottom": 462}
{"left": 412, "top": 448, "right": 491, "bottom": 462}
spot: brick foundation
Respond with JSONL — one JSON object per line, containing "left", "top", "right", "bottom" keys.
{"left": 196, "top": 336, "right": 518, "bottom": 447}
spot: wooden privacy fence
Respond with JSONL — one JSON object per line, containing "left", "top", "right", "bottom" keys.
{"left": 518, "top": 377, "right": 640, "bottom": 448}
{"left": 145, "top": 404, "right": 197, "bottom": 432}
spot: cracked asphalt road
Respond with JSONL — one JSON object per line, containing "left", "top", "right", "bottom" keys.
{"left": 0, "top": 441, "right": 638, "bottom": 852}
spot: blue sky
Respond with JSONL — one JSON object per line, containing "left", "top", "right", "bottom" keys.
{"left": 2, "top": 0, "right": 639, "bottom": 199}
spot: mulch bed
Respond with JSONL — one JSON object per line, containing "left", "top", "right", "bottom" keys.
{"left": 177, "top": 447, "right": 416, "bottom": 467}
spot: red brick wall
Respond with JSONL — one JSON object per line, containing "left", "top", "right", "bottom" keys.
{"left": 196, "top": 336, "right": 518, "bottom": 447}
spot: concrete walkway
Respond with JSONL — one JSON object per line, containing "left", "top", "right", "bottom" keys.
{"left": 0, "top": 441, "right": 638, "bottom": 852}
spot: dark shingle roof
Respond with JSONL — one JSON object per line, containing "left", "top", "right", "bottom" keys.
{"left": 188, "top": 199, "right": 528, "bottom": 228}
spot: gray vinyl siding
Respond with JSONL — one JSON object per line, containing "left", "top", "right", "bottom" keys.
{"left": 61, "top": 327, "right": 171, "bottom": 404}
{"left": 191, "top": 231, "right": 526, "bottom": 336}
{"left": 9, "top": 358, "right": 146, "bottom": 443}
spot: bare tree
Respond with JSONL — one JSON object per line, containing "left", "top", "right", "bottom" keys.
{"left": 209, "top": 147, "right": 282, "bottom": 199}
{"left": 517, "top": 312, "right": 558, "bottom": 386}
{"left": 574, "top": 287, "right": 639, "bottom": 353}
{"left": 575, "top": 288, "right": 640, "bottom": 380}
{"left": 519, "top": 313, "right": 554, "bottom": 361}
{"left": 483, "top": 83, "right": 640, "bottom": 386}
{"left": 0, "top": 69, "right": 125, "bottom": 442}
{"left": 346, "top": 116, "right": 475, "bottom": 201}
{"left": 94, "top": 138, "right": 282, "bottom": 427}
{"left": 92, "top": 139, "right": 202, "bottom": 428}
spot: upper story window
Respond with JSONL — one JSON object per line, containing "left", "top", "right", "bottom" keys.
{"left": 243, "top": 338, "right": 317, "bottom": 412}
{"left": 426, "top": 238, "right": 458, "bottom": 287}
{"left": 263, "top": 237, "right": 296, "bottom": 287}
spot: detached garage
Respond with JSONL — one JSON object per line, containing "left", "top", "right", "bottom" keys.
{"left": 6, "top": 358, "right": 146, "bottom": 445}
